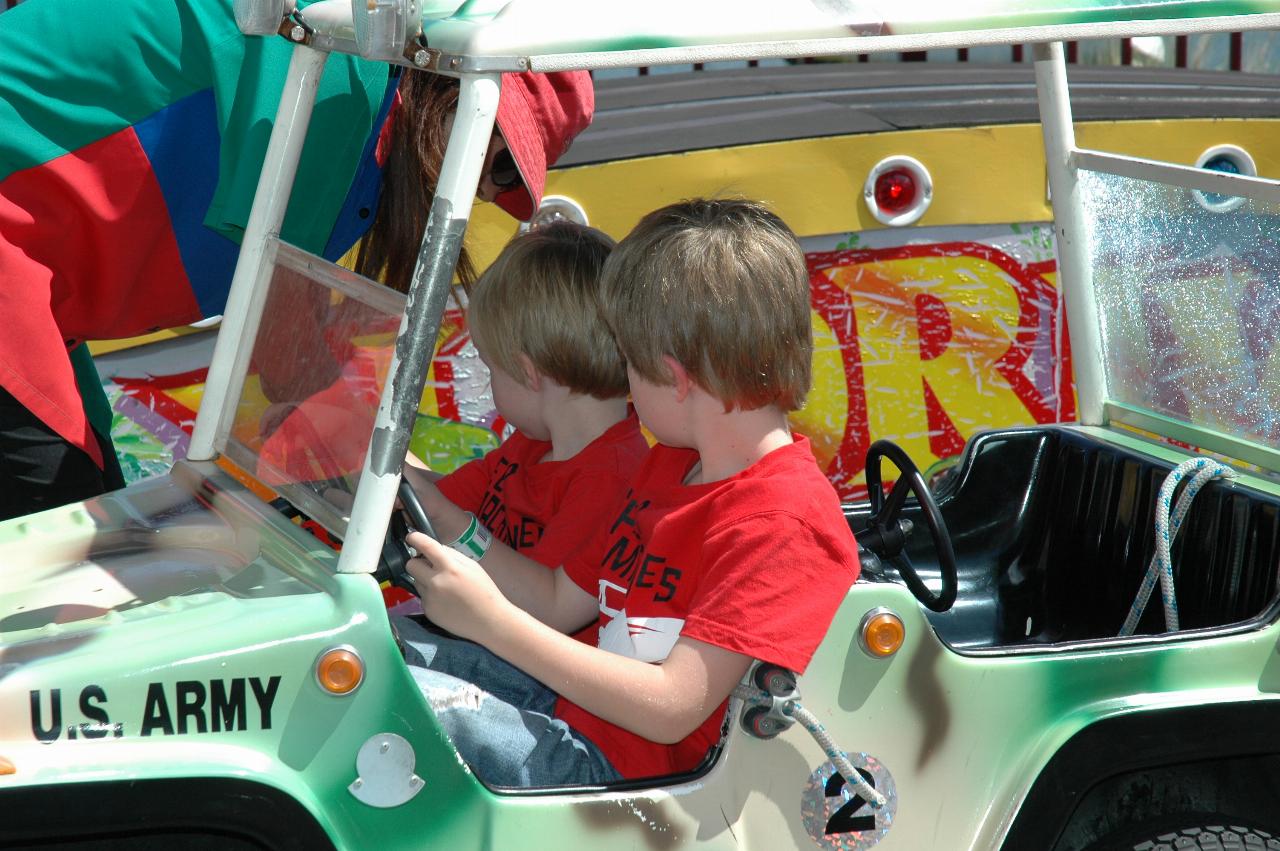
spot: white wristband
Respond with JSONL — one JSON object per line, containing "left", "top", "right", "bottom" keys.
{"left": 448, "top": 512, "right": 493, "bottom": 561}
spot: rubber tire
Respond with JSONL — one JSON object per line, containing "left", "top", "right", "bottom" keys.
{"left": 1094, "top": 818, "right": 1280, "bottom": 851}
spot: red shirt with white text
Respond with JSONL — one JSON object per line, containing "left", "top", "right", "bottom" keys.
{"left": 555, "top": 435, "right": 860, "bottom": 779}
{"left": 438, "top": 412, "right": 648, "bottom": 568}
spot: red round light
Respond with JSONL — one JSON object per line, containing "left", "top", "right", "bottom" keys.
{"left": 874, "top": 168, "right": 917, "bottom": 214}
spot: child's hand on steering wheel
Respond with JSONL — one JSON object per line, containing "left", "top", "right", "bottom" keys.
{"left": 401, "top": 469, "right": 471, "bottom": 542}
{"left": 405, "top": 531, "right": 510, "bottom": 642}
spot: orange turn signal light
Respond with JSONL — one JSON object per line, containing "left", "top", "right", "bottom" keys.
{"left": 0, "top": 756, "right": 14, "bottom": 776}
{"left": 860, "top": 610, "right": 906, "bottom": 658}
{"left": 316, "top": 647, "right": 364, "bottom": 695}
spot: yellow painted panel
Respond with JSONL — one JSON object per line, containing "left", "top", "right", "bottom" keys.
{"left": 93, "top": 118, "right": 1279, "bottom": 357}
{"left": 467, "top": 117, "right": 1280, "bottom": 266}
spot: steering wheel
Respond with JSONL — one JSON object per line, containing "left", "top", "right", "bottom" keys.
{"left": 376, "top": 478, "right": 438, "bottom": 597}
{"left": 859, "top": 439, "right": 958, "bottom": 613}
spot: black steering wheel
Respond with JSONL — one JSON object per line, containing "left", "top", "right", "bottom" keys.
{"left": 376, "top": 478, "right": 438, "bottom": 597}
{"left": 858, "top": 439, "right": 958, "bottom": 613}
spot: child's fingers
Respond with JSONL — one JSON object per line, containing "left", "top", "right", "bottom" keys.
{"left": 405, "top": 535, "right": 446, "bottom": 591}
{"left": 406, "top": 530, "right": 446, "bottom": 564}
{"left": 404, "top": 450, "right": 433, "bottom": 472}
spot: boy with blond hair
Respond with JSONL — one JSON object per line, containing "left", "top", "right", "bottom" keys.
{"left": 405, "top": 221, "right": 647, "bottom": 569}
{"left": 404, "top": 199, "right": 860, "bottom": 786}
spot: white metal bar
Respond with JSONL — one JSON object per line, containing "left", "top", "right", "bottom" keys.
{"left": 1035, "top": 41, "right": 1108, "bottom": 427}
{"left": 1073, "top": 149, "right": 1280, "bottom": 204}
{"left": 524, "top": 12, "right": 1280, "bottom": 73}
{"left": 188, "top": 44, "right": 329, "bottom": 461}
{"left": 336, "top": 72, "right": 501, "bottom": 575}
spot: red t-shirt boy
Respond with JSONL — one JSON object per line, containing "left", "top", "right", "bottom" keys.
{"left": 556, "top": 435, "right": 857, "bottom": 778}
{"left": 407, "top": 222, "right": 645, "bottom": 570}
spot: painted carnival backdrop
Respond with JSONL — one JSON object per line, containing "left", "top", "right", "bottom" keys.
{"left": 102, "top": 222, "right": 1070, "bottom": 501}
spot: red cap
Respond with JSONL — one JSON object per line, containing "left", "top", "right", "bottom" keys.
{"left": 494, "top": 70, "right": 594, "bottom": 221}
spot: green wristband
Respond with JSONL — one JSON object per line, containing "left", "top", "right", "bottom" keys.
{"left": 448, "top": 512, "right": 493, "bottom": 561}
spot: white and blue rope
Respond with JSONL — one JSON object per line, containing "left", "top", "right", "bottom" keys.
{"left": 1120, "top": 457, "right": 1234, "bottom": 636}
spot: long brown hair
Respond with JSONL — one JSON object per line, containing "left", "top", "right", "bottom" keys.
{"left": 355, "top": 69, "right": 476, "bottom": 294}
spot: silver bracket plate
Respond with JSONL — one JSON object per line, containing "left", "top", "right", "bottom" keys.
{"left": 348, "top": 732, "right": 425, "bottom": 808}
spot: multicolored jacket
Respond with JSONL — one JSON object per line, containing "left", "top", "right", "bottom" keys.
{"left": 0, "top": 0, "right": 394, "bottom": 466}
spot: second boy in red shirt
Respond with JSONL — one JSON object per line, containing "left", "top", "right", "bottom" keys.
{"left": 406, "top": 222, "right": 647, "bottom": 569}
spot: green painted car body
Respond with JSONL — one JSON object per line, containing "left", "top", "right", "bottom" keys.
{"left": 5, "top": 2, "right": 1280, "bottom": 849}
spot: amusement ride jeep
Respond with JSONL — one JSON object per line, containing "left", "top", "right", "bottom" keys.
{"left": 4, "top": 2, "right": 1280, "bottom": 850}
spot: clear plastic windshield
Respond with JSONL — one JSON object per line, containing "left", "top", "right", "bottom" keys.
{"left": 1080, "top": 170, "right": 1280, "bottom": 453}
{"left": 223, "top": 243, "right": 405, "bottom": 537}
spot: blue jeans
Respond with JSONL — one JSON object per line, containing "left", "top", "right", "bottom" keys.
{"left": 395, "top": 617, "right": 621, "bottom": 787}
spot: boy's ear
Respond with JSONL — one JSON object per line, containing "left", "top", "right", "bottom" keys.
{"left": 662, "top": 355, "right": 693, "bottom": 402}
{"left": 518, "top": 353, "right": 542, "bottom": 391}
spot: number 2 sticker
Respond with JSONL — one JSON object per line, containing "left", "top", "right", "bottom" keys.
{"left": 800, "top": 753, "right": 897, "bottom": 850}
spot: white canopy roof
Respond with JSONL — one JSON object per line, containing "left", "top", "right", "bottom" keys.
{"left": 411, "top": 0, "right": 1280, "bottom": 69}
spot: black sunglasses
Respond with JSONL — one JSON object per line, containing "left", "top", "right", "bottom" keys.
{"left": 489, "top": 148, "right": 521, "bottom": 191}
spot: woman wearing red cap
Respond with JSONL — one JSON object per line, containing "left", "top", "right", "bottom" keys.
{"left": 0, "top": 0, "right": 593, "bottom": 520}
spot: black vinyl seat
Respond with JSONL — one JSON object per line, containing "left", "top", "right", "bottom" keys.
{"left": 846, "top": 427, "right": 1280, "bottom": 650}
